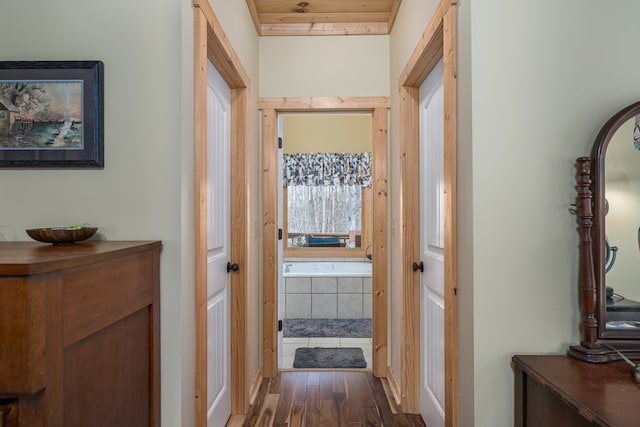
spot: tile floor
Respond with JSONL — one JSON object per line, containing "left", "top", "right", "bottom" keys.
{"left": 281, "top": 337, "right": 372, "bottom": 369}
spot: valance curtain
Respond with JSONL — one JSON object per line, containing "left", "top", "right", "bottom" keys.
{"left": 283, "top": 152, "right": 372, "bottom": 187}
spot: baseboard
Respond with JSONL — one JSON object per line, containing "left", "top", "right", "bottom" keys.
{"left": 385, "top": 366, "right": 402, "bottom": 410}
{"left": 249, "top": 366, "right": 263, "bottom": 406}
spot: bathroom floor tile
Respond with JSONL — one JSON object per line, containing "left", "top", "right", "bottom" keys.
{"left": 308, "top": 337, "right": 341, "bottom": 346}
{"left": 282, "top": 356, "right": 294, "bottom": 369}
{"left": 340, "top": 338, "right": 372, "bottom": 345}
{"left": 283, "top": 343, "right": 301, "bottom": 357}
{"left": 283, "top": 337, "right": 309, "bottom": 345}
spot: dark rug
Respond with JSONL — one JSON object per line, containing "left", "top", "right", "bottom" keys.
{"left": 293, "top": 347, "right": 367, "bottom": 369}
{"left": 283, "top": 318, "right": 372, "bottom": 338}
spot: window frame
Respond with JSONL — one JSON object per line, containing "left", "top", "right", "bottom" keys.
{"left": 283, "top": 185, "right": 372, "bottom": 258}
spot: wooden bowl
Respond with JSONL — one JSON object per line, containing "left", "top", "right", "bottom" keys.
{"left": 26, "top": 227, "right": 98, "bottom": 245}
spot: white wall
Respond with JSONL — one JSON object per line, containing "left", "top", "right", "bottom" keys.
{"left": 260, "top": 36, "right": 390, "bottom": 97}
{"left": 469, "top": 0, "right": 640, "bottom": 425}
{"left": 393, "top": 1, "right": 640, "bottom": 425}
{"left": 205, "top": 0, "right": 263, "bottom": 415}
{"left": 0, "top": 0, "right": 259, "bottom": 425}
{"left": 0, "top": 0, "right": 183, "bottom": 424}
{"left": 387, "top": 0, "right": 443, "bottom": 413}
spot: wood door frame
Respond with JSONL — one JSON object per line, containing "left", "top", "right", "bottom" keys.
{"left": 260, "top": 96, "right": 390, "bottom": 378}
{"left": 193, "top": 0, "right": 250, "bottom": 422}
{"left": 398, "top": 0, "right": 458, "bottom": 424}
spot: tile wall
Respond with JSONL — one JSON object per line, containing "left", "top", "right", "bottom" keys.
{"left": 284, "top": 275, "right": 372, "bottom": 319}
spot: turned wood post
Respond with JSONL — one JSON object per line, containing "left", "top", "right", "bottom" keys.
{"left": 576, "top": 157, "right": 599, "bottom": 348}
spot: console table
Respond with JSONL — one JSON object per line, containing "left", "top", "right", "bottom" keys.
{"left": 513, "top": 354, "right": 640, "bottom": 426}
{"left": 0, "top": 241, "right": 161, "bottom": 427}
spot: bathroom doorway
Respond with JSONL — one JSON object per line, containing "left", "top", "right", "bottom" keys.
{"left": 278, "top": 113, "right": 374, "bottom": 370}
{"left": 260, "top": 96, "right": 389, "bottom": 378}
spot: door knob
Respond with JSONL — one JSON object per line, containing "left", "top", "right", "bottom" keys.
{"left": 412, "top": 261, "right": 424, "bottom": 273}
{"left": 226, "top": 262, "right": 239, "bottom": 273}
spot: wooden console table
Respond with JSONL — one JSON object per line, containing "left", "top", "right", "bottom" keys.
{"left": 0, "top": 241, "right": 161, "bottom": 427}
{"left": 513, "top": 354, "right": 640, "bottom": 426}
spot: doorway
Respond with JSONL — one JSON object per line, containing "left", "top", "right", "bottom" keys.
{"left": 278, "top": 113, "right": 374, "bottom": 370}
{"left": 261, "top": 97, "right": 390, "bottom": 378}
{"left": 193, "top": 0, "right": 251, "bottom": 423}
{"left": 398, "top": 1, "right": 457, "bottom": 424}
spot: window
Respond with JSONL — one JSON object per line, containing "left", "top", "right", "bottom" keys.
{"left": 287, "top": 185, "right": 362, "bottom": 247}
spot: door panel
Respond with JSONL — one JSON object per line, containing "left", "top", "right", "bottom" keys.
{"left": 206, "top": 60, "right": 231, "bottom": 427}
{"left": 419, "top": 57, "right": 445, "bottom": 427}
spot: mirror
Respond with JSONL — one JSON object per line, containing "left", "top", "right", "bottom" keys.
{"left": 570, "top": 101, "right": 640, "bottom": 363}
{"left": 604, "top": 117, "right": 640, "bottom": 328}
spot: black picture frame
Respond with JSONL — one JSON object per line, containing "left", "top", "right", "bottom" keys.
{"left": 0, "top": 60, "right": 103, "bottom": 168}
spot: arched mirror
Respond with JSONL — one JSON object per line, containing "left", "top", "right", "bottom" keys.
{"left": 570, "top": 101, "right": 640, "bottom": 363}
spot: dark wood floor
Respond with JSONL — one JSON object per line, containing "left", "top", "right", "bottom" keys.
{"left": 231, "top": 370, "right": 427, "bottom": 426}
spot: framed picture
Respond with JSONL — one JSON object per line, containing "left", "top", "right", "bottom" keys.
{"left": 0, "top": 60, "right": 103, "bottom": 167}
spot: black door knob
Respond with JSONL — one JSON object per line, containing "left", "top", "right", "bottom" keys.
{"left": 412, "top": 261, "right": 424, "bottom": 273}
{"left": 226, "top": 262, "right": 239, "bottom": 273}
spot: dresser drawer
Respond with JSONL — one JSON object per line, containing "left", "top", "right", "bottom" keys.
{"left": 61, "top": 251, "right": 153, "bottom": 346}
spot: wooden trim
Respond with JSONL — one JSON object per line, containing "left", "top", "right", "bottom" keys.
{"left": 230, "top": 87, "right": 249, "bottom": 414}
{"left": 261, "top": 97, "right": 389, "bottom": 379}
{"left": 282, "top": 186, "right": 288, "bottom": 252}
{"left": 371, "top": 107, "right": 388, "bottom": 377}
{"left": 193, "top": 10, "right": 208, "bottom": 425}
{"left": 387, "top": 0, "right": 403, "bottom": 32}
{"left": 244, "top": 0, "right": 263, "bottom": 36}
{"left": 260, "top": 22, "right": 389, "bottom": 36}
{"left": 398, "top": 0, "right": 449, "bottom": 88}
{"left": 245, "top": 0, "right": 398, "bottom": 36}
{"left": 262, "top": 108, "right": 279, "bottom": 378}
{"left": 249, "top": 367, "right": 263, "bottom": 406}
{"left": 259, "top": 96, "right": 390, "bottom": 111}
{"left": 398, "top": 0, "right": 458, "bottom": 423}
{"left": 193, "top": 0, "right": 251, "bottom": 422}
{"left": 442, "top": 7, "right": 458, "bottom": 427}
{"left": 386, "top": 366, "right": 403, "bottom": 410}
{"left": 259, "top": 12, "right": 390, "bottom": 24}
{"left": 399, "top": 85, "right": 420, "bottom": 413}
{"left": 193, "top": 0, "right": 250, "bottom": 89}
{"left": 361, "top": 187, "right": 373, "bottom": 251}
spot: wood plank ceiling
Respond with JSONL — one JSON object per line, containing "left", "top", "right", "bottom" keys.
{"left": 246, "top": 0, "right": 402, "bottom": 36}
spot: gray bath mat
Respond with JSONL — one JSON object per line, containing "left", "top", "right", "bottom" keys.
{"left": 293, "top": 347, "right": 367, "bottom": 369}
{"left": 283, "top": 318, "right": 372, "bottom": 338}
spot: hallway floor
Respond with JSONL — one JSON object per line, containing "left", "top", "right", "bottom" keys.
{"left": 228, "top": 370, "right": 427, "bottom": 426}
{"left": 282, "top": 337, "right": 372, "bottom": 369}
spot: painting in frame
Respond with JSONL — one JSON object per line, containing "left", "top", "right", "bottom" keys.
{"left": 0, "top": 60, "right": 103, "bottom": 167}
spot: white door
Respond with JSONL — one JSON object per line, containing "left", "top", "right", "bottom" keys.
{"left": 206, "top": 60, "right": 231, "bottom": 427}
{"left": 419, "top": 58, "right": 445, "bottom": 427}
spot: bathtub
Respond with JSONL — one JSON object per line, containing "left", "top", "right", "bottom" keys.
{"left": 283, "top": 261, "right": 372, "bottom": 319}
{"left": 283, "top": 261, "right": 372, "bottom": 278}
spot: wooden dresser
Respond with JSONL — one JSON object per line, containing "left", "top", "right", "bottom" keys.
{"left": 0, "top": 241, "right": 161, "bottom": 427}
{"left": 513, "top": 354, "right": 640, "bottom": 427}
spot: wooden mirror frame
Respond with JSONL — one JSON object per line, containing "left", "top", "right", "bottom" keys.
{"left": 569, "top": 100, "right": 640, "bottom": 363}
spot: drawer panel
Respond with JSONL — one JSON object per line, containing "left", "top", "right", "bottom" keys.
{"left": 62, "top": 252, "right": 153, "bottom": 346}
{"left": 0, "top": 277, "right": 46, "bottom": 395}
